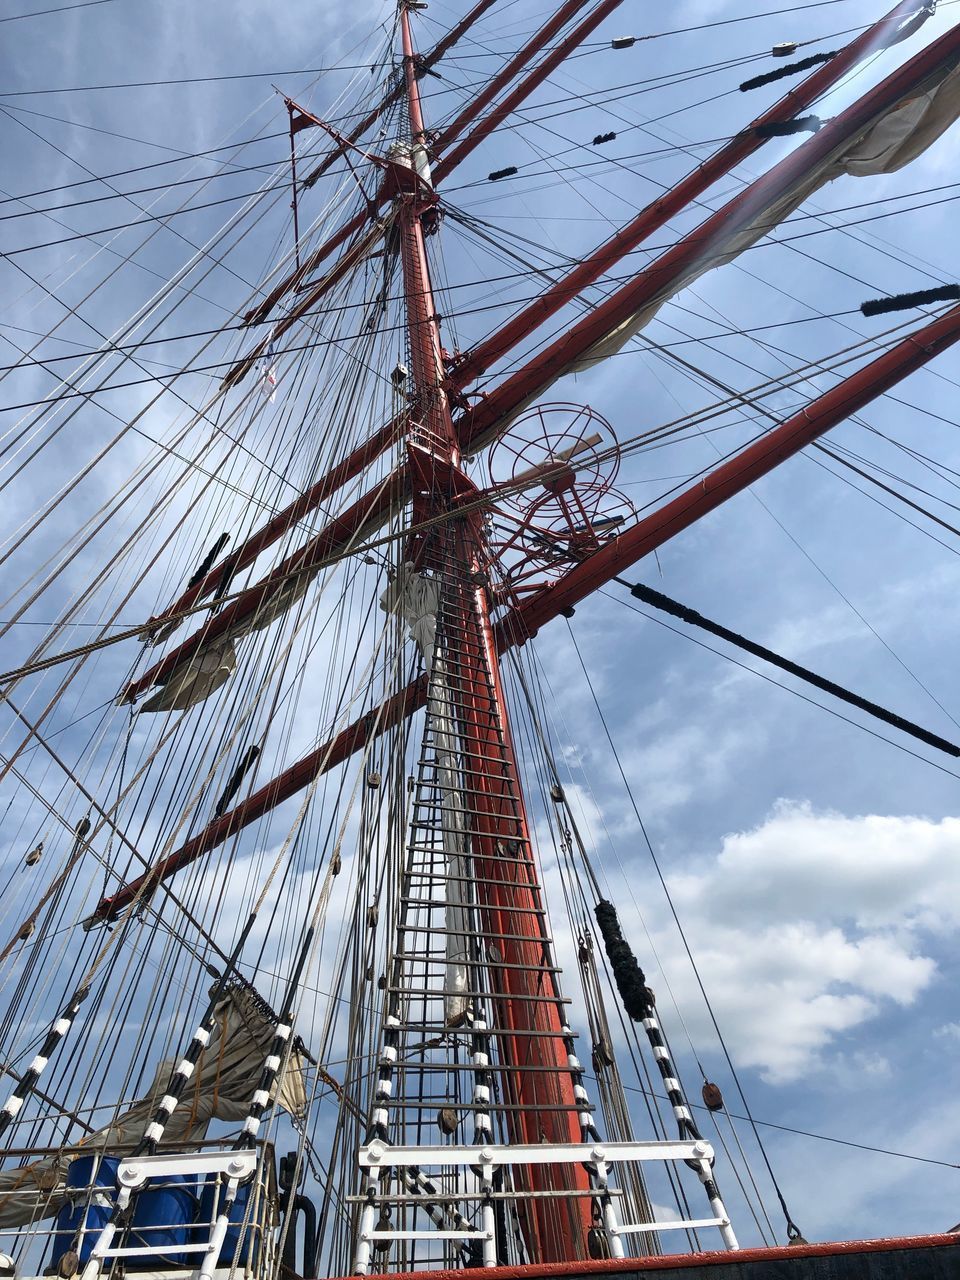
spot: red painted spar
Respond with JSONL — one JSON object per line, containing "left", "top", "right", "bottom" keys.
{"left": 448, "top": 0, "right": 930, "bottom": 386}
{"left": 121, "top": 472, "right": 406, "bottom": 703}
{"left": 143, "top": 417, "right": 402, "bottom": 628}
{"left": 246, "top": 0, "right": 622, "bottom": 330}
{"left": 195, "top": 1, "right": 923, "bottom": 634}
{"left": 92, "top": 675, "right": 428, "bottom": 923}
{"left": 98, "top": 301, "right": 960, "bottom": 918}
{"left": 461, "top": 14, "right": 960, "bottom": 451}
{"left": 297, "top": 0, "right": 500, "bottom": 190}
{"left": 245, "top": 0, "right": 502, "bottom": 329}
{"left": 431, "top": 0, "right": 625, "bottom": 183}
{"left": 498, "top": 301, "right": 960, "bottom": 641}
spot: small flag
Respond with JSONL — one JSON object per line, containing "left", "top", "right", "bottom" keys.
{"left": 258, "top": 341, "right": 277, "bottom": 402}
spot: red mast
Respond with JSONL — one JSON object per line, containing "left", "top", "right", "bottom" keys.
{"left": 147, "top": 0, "right": 929, "bottom": 640}
{"left": 95, "top": 298, "right": 960, "bottom": 917}
{"left": 385, "top": 2, "right": 592, "bottom": 1260}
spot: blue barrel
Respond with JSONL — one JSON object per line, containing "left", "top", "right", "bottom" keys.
{"left": 198, "top": 1176, "right": 258, "bottom": 1270}
{"left": 127, "top": 1173, "right": 198, "bottom": 1267}
{"left": 50, "top": 1154, "right": 119, "bottom": 1266}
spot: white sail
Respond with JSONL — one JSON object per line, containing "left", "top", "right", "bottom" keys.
{"left": 0, "top": 985, "right": 307, "bottom": 1229}
{"left": 573, "top": 58, "right": 960, "bottom": 370}
{"left": 140, "top": 639, "right": 238, "bottom": 714}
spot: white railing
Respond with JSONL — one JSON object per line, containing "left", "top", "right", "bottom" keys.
{"left": 353, "top": 1136, "right": 739, "bottom": 1272}
{"left": 2, "top": 1141, "right": 277, "bottom": 1280}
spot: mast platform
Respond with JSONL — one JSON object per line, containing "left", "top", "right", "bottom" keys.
{"left": 349, "top": 1235, "right": 960, "bottom": 1280}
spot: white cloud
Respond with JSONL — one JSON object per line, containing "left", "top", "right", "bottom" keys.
{"left": 672, "top": 800, "right": 960, "bottom": 932}
{"left": 607, "top": 801, "right": 960, "bottom": 1083}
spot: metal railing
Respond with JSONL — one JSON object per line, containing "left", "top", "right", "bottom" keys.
{"left": 0, "top": 1139, "right": 278, "bottom": 1280}
{"left": 353, "top": 1136, "right": 739, "bottom": 1272}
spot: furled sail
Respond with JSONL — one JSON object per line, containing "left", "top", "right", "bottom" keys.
{"left": 381, "top": 564, "right": 472, "bottom": 1024}
{"left": 138, "top": 571, "right": 311, "bottom": 714}
{"left": 239, "top": 570, "right": 312, "bottom": 637}
{"left": 140, "top": 639, "right": 238, "bottom": 713}
{"left": 0, "top": 984, "right": 307, "bottom": 1228}
{"left": 574, "top": 57, "right": 960, "bottom": 370}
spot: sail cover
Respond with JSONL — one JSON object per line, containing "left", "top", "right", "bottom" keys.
{"left": 573, "top": 57, "right": 960, "bottom": 370}
{"left": 138, "top": 573, "right": 310, "bottom": 714}
{"left": 141, "top": 640, "right": 237, "bottom": 713}
{"left": 381, "top": 564, "right": 472, "bottom": 1024}
{"left": 0, "top": 984, "right": 307, "bottom": 1228}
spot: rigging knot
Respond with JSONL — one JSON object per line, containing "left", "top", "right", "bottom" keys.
{"left": 752, "top": 115, "right": 822, "bottom": 139}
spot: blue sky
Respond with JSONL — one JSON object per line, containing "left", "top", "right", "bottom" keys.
{"left": 1, "top": 0, "right": 960, "bottom": 1259}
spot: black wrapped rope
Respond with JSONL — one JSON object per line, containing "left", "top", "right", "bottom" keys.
{"left": 620, "top": 578, "right": 960, "bottom": 758}
{"left": 186, "top": 533, "right": 230, "bottom": 590}
{"left": 594, "top": 899, "right": 651, "bottom": 1021}
{"left": 753, "top": 114, "right": 821, "bottom": 138}
{"left": 594, "top": 902, "right": 706, "bottom": 1149}
{"left": 213, "top": 745, "right": 261, "bottom": 818}
{"left": 740, "top": 50, "right": 837, "bottom": 92}
{"left": 596, "top": 862, "right": 805, "bottom": 1241}
{"left": 861, "top": 284, "right": 960, "bottom": 316}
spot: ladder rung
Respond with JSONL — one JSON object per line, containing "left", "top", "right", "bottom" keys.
{"left": 391, "top": 955, "right": 561, "bottom": 973}
{"left": 382, "top": 1100, "right": 594, "bottom": 1113}
{"left": 386, "top": 986, "right": 569, "bottom": 1003}
{"left": 416, "top": 747, "right": 511, "bottom": 768}
{"left": 404, "top": 872, "right": 546, "bottom": 891}
{"left": 391, "top": 1061, "right": 576, "bottom": 1073}
{"left": 349, "top": 1186, "right": 620, "bottom": 1204}
{"left": 405, "top": 846, "right": 533, "bottom": 866}
{"left": 396, "top": 925, "right": 554, "bottom": 943}
{"left": 383, "top": 1024, "right": 577, "bottom": 1038}
{"left": 398, "top": 896, "right": 546, "bottom": 916}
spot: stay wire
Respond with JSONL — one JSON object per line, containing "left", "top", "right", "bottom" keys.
{"left": 1, "top": 0, "right": 122, "bottom": 22}
{"left": 563, "top": 616, "right": 806, "bottom": 1241}
{"left": 607, "top": 1075, "right": 960, "bottom": 1171}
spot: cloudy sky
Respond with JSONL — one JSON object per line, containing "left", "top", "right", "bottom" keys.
{"left": 2, "top": 0, "right": 960, "bottom": 1257}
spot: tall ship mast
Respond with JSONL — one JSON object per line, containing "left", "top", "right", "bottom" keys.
{"left": 0, "top": 2, "right": 959, "bottom": 1279}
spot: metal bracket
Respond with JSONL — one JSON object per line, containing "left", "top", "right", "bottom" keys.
{"left": 79, "top": 1150, "right": 261, "bottom": 1280}
{"left": 117, "top": 1149, "right": 257, "bottom": 1190}
{"left": 359, "top": 1136, "right": 716, "bottom": 1168}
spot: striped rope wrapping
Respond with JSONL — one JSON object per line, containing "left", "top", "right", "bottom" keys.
{"left": 0, "top": 985, "right": 90, "bottom": 1137}
{"left": 594, "top": 899, "right": 730, "bottom": 1210}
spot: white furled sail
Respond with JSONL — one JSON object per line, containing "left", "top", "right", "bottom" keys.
{"left": 138, "top": 571, "right": 311, "bottom": 714}
{"left": 140, "top": 640, "right": 238, "bottom": 713}
{"left": 573, "top": 58, "right": 960, "bottom": 371}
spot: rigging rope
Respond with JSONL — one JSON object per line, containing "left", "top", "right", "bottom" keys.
{"left": 565, "top": 618, "right": 807, "bottom": 1244}
{"left": 615, "top": 578, "right": 960, "bottom": 758}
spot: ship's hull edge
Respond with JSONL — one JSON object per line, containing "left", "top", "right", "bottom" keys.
{"left": 348, "top": 1233, "right": 960, "bottom": 1280}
